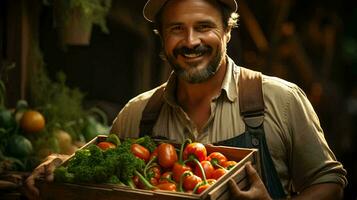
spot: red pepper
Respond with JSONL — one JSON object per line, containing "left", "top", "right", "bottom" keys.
{"left": 147, "top": 165, "right": 161, "bottom": 180}
{"left": 172, "top": 162, "right": 192, "bottom": 182}
{"left": 222, "top": 160, "right": 237, "bottom": 170}
{"left": 183, "top": 172, "right": 202, "bottom": 191}
{"left": 172, "top": 138, "right": 192, "bottom": 183}
{"left": 157, "top": 143, "right": 178, "bottom": 168}
{"left": 183, "top": 142, "right": 207, "bottom": 162}
{"left": 131, "top": 143, "right": 150, "bottom": 163}
{"left": 149, "top": 147, "right": 158, "bottom": 161}
{"left": 194, "top": 160, "right": 214, "bottom": 179}
{"left": 194, "top": 179, "right": 216, "bottom": 194}
{"left": 182, "top": 141, "right": 210, "bottom": 193}
{"left": 155, "top": 182, "right": 177, "bottom": 191}
{"left": 159, "top": 171, "right": 175, "bottom": 184}
{"left": 211, "top": 168, "right": 228, "bottom": 180}
{"left": 97, "top": 141, "right": 116, "bottom": 150}
{"left": 207, "top": 152, "right": 228, "bottom": 168}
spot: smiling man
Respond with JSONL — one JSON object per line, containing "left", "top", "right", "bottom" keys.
{"left": 110, "top": 0, "right": 347, "bottom": 199}
{"left": 25, "top": 0, "right": 347, "bottom": 199}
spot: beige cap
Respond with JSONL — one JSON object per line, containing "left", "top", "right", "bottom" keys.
{"left": 143, "top": 0, "right": 238, "bottom": 22}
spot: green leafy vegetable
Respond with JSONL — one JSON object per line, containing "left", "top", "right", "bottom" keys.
{"left": 54, "top": 137, "right": 148, "bottom": 186}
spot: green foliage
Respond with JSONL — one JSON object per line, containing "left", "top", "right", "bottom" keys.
{"left": 106, "top": 175, "right": 121, "bottom": 184}
{"left": 115, "top": 141, "right": 145, "bottom": 181}
{"left": 29, "top": 67, "right": 86, "bottom": 141}
{"left": 45, "top": 0, "right": 112, "bottom": 34}
{"left": 0, "top": 62, "right": 16, "bottom": 108}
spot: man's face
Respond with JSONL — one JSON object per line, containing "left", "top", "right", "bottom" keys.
{"left": 160, "top": 0, "right": 230, "bottom": 84}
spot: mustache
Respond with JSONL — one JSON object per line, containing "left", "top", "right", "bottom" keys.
{"left": 173, "top": 45, "right": 212, "bottom": 58}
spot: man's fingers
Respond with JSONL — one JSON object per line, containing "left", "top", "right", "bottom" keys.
{"left": 25, "top": 174, "right": 40, "bottom": 199}
{"left": 245, "top": 162, "right": 261, "bottom": 184}
{"left": 24, "top": 154, "right": 68, "bottom": 200}
{"left": 45, "top": 158, "right": 63, "bottom": 182}
{"left": 228, "top": 178, "right": 243, "bottom": 199}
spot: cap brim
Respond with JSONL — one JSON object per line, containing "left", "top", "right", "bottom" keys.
{"left": 143, "top": 0, "right": 167, "bottom": 22}
{"left": 143, "top": 0, "right": 237, "bottom": 22}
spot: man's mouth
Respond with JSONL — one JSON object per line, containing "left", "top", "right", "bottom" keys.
{"left": 181, "top": 52, "right": 204, "bottom": 58}
{"left": 174, "top": 45, "right": 212, "bottom": 59}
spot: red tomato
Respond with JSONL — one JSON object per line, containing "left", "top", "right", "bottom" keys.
{"left": 183, "top": 174, "right": 202, "bottom": 191}
{"left": 155, "top": 182, "right": 177, "bottom": 191}
{"left": 159, "top": 171, "right": 173, "bottom": 184}
{"left": 172, "top": 162, "right": 192, "bottom": 182}
{"left": 222, "top": 160, "right": 237, "bottom": 170}
{"left": 194, "top": 160, "right": 214, "bottom": 179}
{"left": 207, "top": 152, "right": 228, "bottom": 166}
{"left": 211, "top": 168, "right": 227, "bottom": 180}
{"left": 131, "top": 143, "right": 150, "bottom": 162}
{"left": 183, "top": 142, "right": 207, "bottom": 162}
{"left": 97, "top": 141, "right": 116, "bottom": 150}
{"left": 157, "top": 143, "right": 178, "bottom": 168}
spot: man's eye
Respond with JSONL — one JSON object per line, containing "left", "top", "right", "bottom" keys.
{"left": 196, "top": 24, "right": 212, "bottom": 31}
{"left": 170, "top": 26, "right": 184, "bottom": 32}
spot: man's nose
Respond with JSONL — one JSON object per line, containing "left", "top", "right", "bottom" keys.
{"left": 184, "top": 29, "right": 201, "bottom": 48}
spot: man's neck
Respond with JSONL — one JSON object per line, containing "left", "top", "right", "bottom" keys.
{"left": 175, "top": 60, "right": 227, "bottom": 132}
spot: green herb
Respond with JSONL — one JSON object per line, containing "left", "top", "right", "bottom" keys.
{"left": 45, "top": 0, "right": 112, "bottom": 34}
{"left": 54, "top": 137, "right": 154, "bottom": 188}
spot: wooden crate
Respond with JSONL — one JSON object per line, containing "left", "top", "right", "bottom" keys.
{"left": 36, "top": 135, "right": 260, "bottom": 200}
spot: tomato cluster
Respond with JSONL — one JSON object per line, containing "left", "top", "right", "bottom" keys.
{"left": 128, "top": 139, "right": 238, "bottom": 194}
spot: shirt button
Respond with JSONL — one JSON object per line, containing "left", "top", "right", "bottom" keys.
{"left": 251, "top": 137, "right": 260, "bottom": 147}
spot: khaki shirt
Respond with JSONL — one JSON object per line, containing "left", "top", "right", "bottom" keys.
{"left": 110, "top": 57, "right": 347, "bottom": 193}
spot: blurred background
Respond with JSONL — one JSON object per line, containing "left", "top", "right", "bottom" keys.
{"left": 0, "top": 0, "right": 356, "bottom": 199}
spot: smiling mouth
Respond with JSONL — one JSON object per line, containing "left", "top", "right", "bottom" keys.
{"left": 174, "top": 45, "right": 212, "bottom": 60}
{"left": 182, "top": 52, "right": 204, "bottom": 58}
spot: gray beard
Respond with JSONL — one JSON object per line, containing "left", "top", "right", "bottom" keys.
{"left": 165, "top": 48, "right": 224, "bottom": 84}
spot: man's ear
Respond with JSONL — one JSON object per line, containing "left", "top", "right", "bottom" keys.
{"left": 154, "top": 29, "right": 164, "bottom": 47}
{"left": 226, "top": 30, "right": 232, "bottom": 43}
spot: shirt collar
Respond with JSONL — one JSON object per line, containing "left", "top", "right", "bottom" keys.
{"left": 163, "top": 56, "right": 239, "bottom": 106}
{"left": 221, "top": 56, "right": 239, "bottom": 102}
{"left": 163, "top": 72, "right": 179, "bottom": 107}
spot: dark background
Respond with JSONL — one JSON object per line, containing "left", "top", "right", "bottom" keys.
{"left": 1, "top": 0, "right": 356, "bottom": 199}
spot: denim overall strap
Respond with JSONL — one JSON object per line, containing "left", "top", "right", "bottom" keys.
{"left": 239, "top": 67, "right": 286, "bottom": 198}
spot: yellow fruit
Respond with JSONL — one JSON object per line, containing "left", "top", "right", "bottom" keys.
{"left": 20, "top": 110, "right": 45, "bottom": 133}
{"left": 54, "top": 129, "right": 72, "bottom": 154}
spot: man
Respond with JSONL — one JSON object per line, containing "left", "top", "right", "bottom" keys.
{"left": 26, "top": 0, "right": 347, "bottom": 199}
{"left": 111, "top": 0, "right": 347, "bottom": 199}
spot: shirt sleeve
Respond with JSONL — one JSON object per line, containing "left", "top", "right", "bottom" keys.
{"left": 286, "top": 85, "right": 347, "bottom": 191}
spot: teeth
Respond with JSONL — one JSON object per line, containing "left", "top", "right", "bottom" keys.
{"left": 183, "top": 52, "right": 202, "bottom": 58}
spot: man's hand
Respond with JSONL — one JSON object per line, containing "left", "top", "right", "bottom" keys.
{"left": 228, "top": 162, "right": 272, "bottom": 200}
{"left": 24, "top": 154, "right": 69, "bottom": 200}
